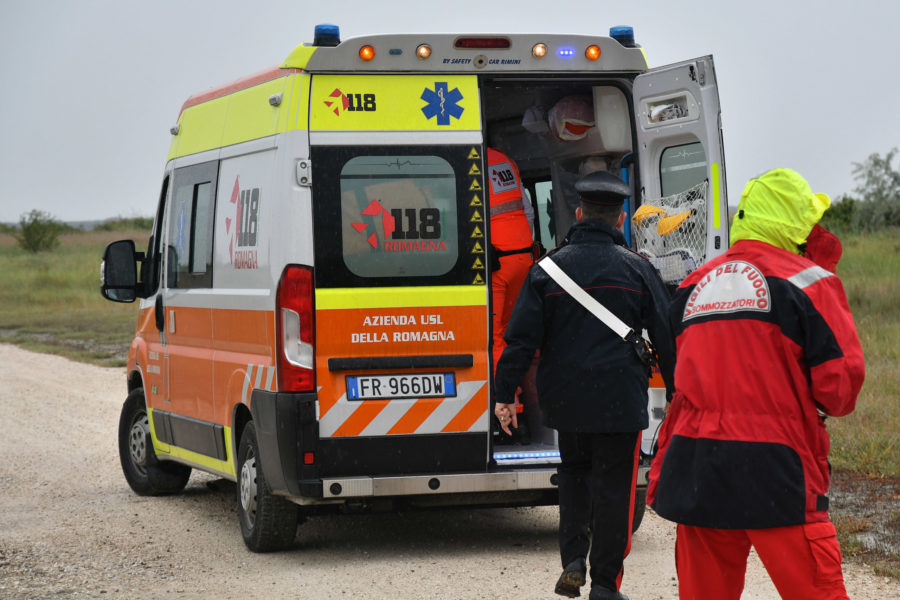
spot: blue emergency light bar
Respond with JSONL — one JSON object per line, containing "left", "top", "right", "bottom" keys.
{"left": 314, "top": 24, "right": 341, "bottom": 47}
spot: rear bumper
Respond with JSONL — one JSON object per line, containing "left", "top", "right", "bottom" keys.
{"left": 322, "top": 464, "right": 649, "bottom": 499}
{"left": 250, "top": 389, "right": 648, "bottom": 506}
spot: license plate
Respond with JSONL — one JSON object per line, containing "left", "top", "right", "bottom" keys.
{"left": 345, "top": 373, "right": 456, "bottom": 401}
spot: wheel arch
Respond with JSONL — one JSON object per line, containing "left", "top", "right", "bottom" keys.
{"left": 127, "top": 369, "right": 145, "bottom": 393}
{"left": 232, "top": 401, "right": 253, "bottom": 464}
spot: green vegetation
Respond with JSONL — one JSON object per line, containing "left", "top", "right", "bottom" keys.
{"left": 93, "top": 216, "right": 154, "bottom": 232}
{"left": 14, "top": 209, "right": 65, "bottom": 252}
{"left": 828, "top": 227, "right": 900, "bottom": 479}
{"left": 0, "top": 230, "right": 148, "bottom": 367}
{"left": 821, "top": 148, "right": 900, "bottom": 234}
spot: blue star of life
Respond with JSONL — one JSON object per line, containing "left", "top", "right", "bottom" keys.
{"left": 421, "top": 82, "right": 464, "bottom": 126}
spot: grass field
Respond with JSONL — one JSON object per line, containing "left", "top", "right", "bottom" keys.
{"left": 0, "top": 230, "right": 147, "bottom": 366}
{"left": 827, "top": 228, "right": 900, "bottom": 479}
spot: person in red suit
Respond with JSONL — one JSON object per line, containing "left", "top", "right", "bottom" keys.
{"left": 648, "top": 168, "right": 865, "bottom": 600}
{"left": 487, "top": 148, "right": 534, "bottom": 376}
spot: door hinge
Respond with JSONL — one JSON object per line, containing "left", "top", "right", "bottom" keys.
{"left": 296, "top": 159, "right": 312, "bottom": 187}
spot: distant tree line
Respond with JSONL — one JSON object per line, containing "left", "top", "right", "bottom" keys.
{"left": 820, "top": 148, "right": 900, "bottom": 233}
{"left": 8, "top": 212, "right": 154, "bottom": 253}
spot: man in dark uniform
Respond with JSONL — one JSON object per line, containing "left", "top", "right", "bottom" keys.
{"left": 494, "top": 171, "right": 675, "bottom": 600}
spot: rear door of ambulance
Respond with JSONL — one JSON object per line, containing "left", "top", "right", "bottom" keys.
{"left": 308, "top": 75, "right": 492, "bottom": 480}
{"left": 632, "top": 55, "right": 729, "bottom": 275}
{"left": 631, "top": 56, "right": 729, "bottom": 460}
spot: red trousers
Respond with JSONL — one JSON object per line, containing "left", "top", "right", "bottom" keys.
{"left": 491, "top": 252, "right": 532, "bottom": 372}
{"left": 675, "top": 522, "right": 849, "bottom": 600}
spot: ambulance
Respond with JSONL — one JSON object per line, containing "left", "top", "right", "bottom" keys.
{"left": 101, "top": 24, "right": 729, "bottom": 552}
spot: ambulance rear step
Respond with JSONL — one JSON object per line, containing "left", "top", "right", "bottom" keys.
{"left": 320, "top": 468, "right": 556, "bottom": 499}
{"left": 317, "top": 465, "right": 650, "bottom": 500}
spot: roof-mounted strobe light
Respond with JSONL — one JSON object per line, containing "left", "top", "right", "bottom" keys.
{"left": 532, "top": 43, "right": 548, "bottom": 58}
{"left": 359, "top": 45, "right": 375, "bottom": 61}
{"left": 585, "top": 45, "right": 601, "bottom": 61}
{"left": 313, "top": 23, "right": 341, "bottom": 47}
{"left": 416, "top": 44, "right": 432, "bottom": 59}
{"left": 609, "top": 26, "right": 637, "bottom": 48}
{"left": 558, "top": 46, "right": 576, "bottom": 58}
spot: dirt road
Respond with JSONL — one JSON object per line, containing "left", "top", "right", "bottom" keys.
{"left": 0, "top": 343, "right": 894, "bottom": 599}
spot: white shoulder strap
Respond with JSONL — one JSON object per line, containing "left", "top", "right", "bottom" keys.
{"left": 537, "top": 256, "right": 632, "bottom": 341}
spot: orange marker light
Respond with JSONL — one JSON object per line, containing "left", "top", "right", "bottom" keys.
{"left": 532, "top": 43, "right": 548, "bottom": 58}
{"left": 416, "top": 44, "right": 432, "bottom": 59}
{"left": 585, "top": 45, "right": 601, "bottom": 61}
{"left": 359, "top": 45, "right": 376, "bottom": 61}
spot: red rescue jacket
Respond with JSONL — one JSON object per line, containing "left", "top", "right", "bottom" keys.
{"left": 648, "top": 240, "right": 864, "bottom": 529}
{"left": 487, "top": 148, "right": 532, "bottom": 252}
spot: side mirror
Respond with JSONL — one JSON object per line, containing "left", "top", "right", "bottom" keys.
{"left": 101, "top": 240, "right": 138, "bottom": 303}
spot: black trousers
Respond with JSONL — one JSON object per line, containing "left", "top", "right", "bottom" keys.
{"left": 557, "top": 430, "right": 641, "bottom": 592}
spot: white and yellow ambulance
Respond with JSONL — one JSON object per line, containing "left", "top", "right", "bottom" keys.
{"left": 101, "top": 24, "right": 729, "bottom": 552}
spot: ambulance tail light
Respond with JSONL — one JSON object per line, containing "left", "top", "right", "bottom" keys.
{"left": 276, "top": 265, "right": 315, "bottom": 392}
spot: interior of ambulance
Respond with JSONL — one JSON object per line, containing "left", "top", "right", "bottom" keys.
{"left": 479, "top": 78, "right": 710, "bottom": 464}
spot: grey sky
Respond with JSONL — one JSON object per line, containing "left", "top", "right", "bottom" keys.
{"left": 1, "top": 0, "right": 897, "bottom": 223}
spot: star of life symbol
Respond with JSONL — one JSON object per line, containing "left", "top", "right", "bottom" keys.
{"left": 352, "top": 199, "right": 395, "bottom": 248}
{"left": 421, "top": 82, "right": 464, "bottom": 126}
{"left": 324, "top": 88, "right": 349, "bottom": 116}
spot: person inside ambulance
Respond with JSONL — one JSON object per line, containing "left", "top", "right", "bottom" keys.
{"left": 648, "top": 168, "right": 865, "bottom": 600}
{"left": 487, "top": 147, "right": 535, "bottom": 440}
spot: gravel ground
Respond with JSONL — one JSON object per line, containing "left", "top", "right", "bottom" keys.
{"left": 0, "top": 343, "right": 896, "bottom": 599}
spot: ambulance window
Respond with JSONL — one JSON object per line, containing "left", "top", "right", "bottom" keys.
{"left": 142, "top": 176, "right": 168, "bottom": 296}
{"left": 168, "top": 161, "right": 218, "bottom": 288}
{"left": 191, "top": 182, "right": 214, "bottom": 274}
{"left": 339, "top": 155, "right": 458, "bottom": 278}
{"left": 534, "top": 181, "right": 556, "bottom": 247}
{"left": 660, "top": 142, "right": 707, "bottom": 196}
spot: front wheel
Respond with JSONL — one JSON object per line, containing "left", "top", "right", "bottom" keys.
{"left": 118, "top": 388, "right": 191, "bottom": 495}
{"left": 236, "top": 421, "right": 299, "bottom": 552}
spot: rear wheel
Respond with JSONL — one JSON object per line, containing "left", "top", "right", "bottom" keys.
{"left": 118, "top": 388, "right": 191, "bottom": 495}
{"left": 632, "top": 487, "right": 647, "bottom": 533}
{"left": 236, "top": 421, "right": 299, "bottom": 552}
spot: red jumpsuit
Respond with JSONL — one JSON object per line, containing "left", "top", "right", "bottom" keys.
{"left": 648, "top": 239, "right": 864, "bottom": 599}
{"left": 487, "top": 148, "right": 533, "bottom": 374}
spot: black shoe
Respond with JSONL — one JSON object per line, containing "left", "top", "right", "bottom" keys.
{"left": 588, "top": 587, "right": 629, "bottom": 600}
{"left": 554, "top": 558, "right": 586, "bottom": 598}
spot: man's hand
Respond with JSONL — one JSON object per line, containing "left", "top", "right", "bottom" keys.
{"left": 494, "top": 401, "right": 518, "bottom": 436}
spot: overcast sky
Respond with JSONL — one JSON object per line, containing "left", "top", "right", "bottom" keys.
{"left": 1, "top": 0, "right": 897, "bottom": 223}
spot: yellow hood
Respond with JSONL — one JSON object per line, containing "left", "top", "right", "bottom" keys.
{"left": 731, "top": 168, "right": 830, "bottom": 254}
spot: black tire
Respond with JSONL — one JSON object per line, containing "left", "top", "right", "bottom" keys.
{"left": 118, "top": 388, "right": 191, "bottom": 495}
{"left": 632, "top": 487, "right": 647, "bottom": 533}
{"left": 236, "top": 421, "right": 299, "bottom": 552}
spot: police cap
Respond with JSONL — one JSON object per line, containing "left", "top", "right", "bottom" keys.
{"left": 575, "top": 171, "right": 630, "bottom": 206}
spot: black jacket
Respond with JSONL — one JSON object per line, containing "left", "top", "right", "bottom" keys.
{"left": 494, "top": 219, "right": 675, "bottom": 433}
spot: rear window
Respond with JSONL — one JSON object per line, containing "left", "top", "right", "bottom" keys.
{"left": 340, "top": 155, "right": 458, "bottom": 278}
{"left": 312, "top": 145, "right": 483, "bottom": 288}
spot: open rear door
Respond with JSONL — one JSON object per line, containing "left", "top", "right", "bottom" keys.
{"left": 632, "top": 56, "right": 729, "bottom": 286}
